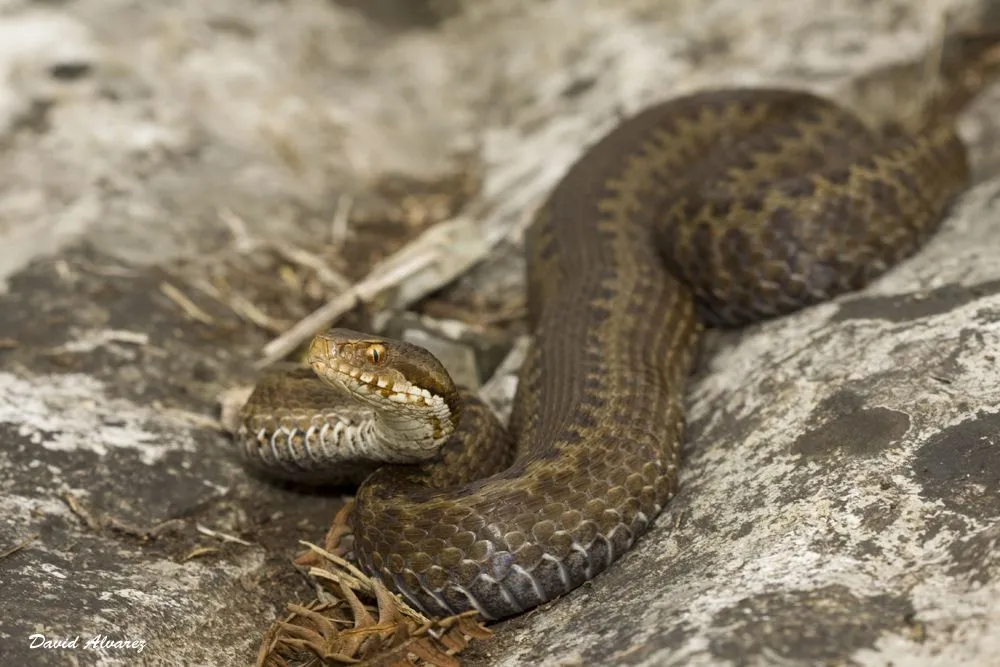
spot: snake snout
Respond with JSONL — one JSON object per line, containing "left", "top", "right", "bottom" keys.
{"left": 307, "top": 335, "right": 333, "bottom": 365}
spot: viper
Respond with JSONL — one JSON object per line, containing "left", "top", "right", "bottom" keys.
{"left": 236, "top": 29, "right": 999, "bottom": 621}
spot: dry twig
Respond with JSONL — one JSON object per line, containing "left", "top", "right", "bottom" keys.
{"left": 257, "top": 216, "right": 497, "bottom": 368}
{"left": 0, "top": 534, "right": 38, "bottom": 561}
{"left": 159, "top": 281, "right": 216, "bottom": 325}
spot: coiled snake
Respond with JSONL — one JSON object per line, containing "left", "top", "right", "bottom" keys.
{"left": 237, "top": 43, "right": 996, "bottom": 620}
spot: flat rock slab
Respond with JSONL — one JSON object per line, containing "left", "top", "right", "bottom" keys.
{"left": 1, "top": 1, "right": 998, "bottom": 666}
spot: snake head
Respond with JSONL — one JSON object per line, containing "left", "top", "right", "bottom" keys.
{"left": 308, "top": 328, "right": 460, "bottom": 426}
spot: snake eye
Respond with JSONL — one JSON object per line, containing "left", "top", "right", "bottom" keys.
{"left": 366, "top": 343, "right": 385, "bottom": 364}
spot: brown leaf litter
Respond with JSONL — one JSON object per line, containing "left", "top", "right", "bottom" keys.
{"left": 256, "top": 540, "right": 491, "bottom": 667}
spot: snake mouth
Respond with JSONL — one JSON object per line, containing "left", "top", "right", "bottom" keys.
{"left": 308, "top": 335, "right": 443, "bottom": 408}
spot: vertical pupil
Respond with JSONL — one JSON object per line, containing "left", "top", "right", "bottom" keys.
{"left": 370, "top": 348, "right": 379, "bottom": 362}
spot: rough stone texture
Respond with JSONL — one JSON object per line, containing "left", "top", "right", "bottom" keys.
{"left": 0, "top": 0, "right": 998, "bottom": 665}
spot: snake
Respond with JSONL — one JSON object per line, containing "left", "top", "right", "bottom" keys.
{"left": 235, "top": 36, "right": 997, "bottom": 621}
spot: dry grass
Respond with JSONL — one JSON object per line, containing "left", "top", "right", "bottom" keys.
{"left": 258, "top": 541, "right": 491, "bottom": 667}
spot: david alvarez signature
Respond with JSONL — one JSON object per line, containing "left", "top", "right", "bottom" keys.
{"left": 28, "top": 633, "right": 147, "bottom": 653}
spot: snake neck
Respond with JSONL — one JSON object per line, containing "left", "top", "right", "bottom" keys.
{"left": 909, "top": 24, "right": 1000, "bottom": 132}
{"left": 366, "top": 396, "right": 456, "bottom": 464}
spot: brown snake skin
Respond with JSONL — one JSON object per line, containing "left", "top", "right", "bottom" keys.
{"left": 237, "top": 42, "right": 997, "bottom": 620}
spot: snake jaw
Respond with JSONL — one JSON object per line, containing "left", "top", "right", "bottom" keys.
{"left": 310, "top": 339, "right": 408, "bottom": 402}
{"left": 308, "top": 328, "right": 460, "bottom": 433}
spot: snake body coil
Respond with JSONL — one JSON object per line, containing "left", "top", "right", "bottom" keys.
{"left": 239, "top": 83, "right": 982, "bottom": 619}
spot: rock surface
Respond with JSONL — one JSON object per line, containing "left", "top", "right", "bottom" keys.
{"left": 1, "top": 0, "right": 998, "bottom": 666}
